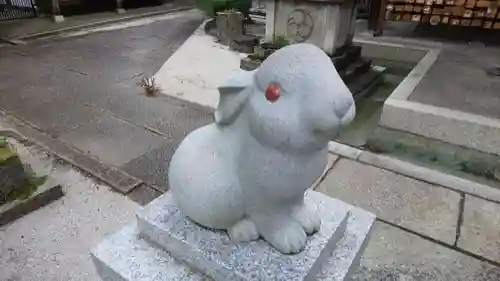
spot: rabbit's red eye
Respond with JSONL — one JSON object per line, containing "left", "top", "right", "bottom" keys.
{"left": 265, "top": 83, "right": 281, "bottom": 102}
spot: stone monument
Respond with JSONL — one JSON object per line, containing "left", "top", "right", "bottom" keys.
{"left": 91, "top": 44, "right": 376, "bottom": 281}
{"left": 242, "top": 0, "right": 385, "bottom": 101}
{"left": 265, "top": 0, "right": 357, "bottom": 55}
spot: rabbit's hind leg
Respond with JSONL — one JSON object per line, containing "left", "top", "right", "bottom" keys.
{"left": 251, "top": 214, "right": 308, "bottom": 254}
{"left": 228, "top": 218, "right": 259, "bottom": 242}
{"left": 291, "top": 203, "right": 321, "bottom": 235}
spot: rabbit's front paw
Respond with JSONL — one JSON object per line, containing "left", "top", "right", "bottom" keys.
{"left": 292, "top": 204, "right": 321, "bottom": 235}
{"left": 228, "top": 218, "right": 259, "bottom": 242}
{"left": 266, "top": 220, "right": 307, "bottom": 254}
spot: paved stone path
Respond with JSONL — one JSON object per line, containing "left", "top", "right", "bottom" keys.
{"left": 318, "top": 154, "right": 500, "bottom": 280}
{"left": 0, "top": 10, "right": 213, "bottom": 199}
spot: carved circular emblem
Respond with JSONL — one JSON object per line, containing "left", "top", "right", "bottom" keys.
{"left": 286, "top": 9, "right": 314, "bottom": 42}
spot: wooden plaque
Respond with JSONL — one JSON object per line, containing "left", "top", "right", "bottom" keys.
{"left": 430, "top": 15, "right": 441, "bottom": 24}
{"left": 461, "top": 19, "right": 471, "bottom": 25}
{"left": 464, "top": 0, "right": 476, "bottom": 8}
{"left": 395, "top": 5, "right": 405, "bottom": 11}
{"left": 404, "top": 4, "right": 414, "bottom": 11}
{"left": 483, "top": 20, "right": 493, "bottom": 28}
{"left": 412, "top": 14, "right": 423, "bottom": 21}
{"left": 471, "top": 19, "right": 483, "bottom": 26}
{"left": 433, "top": 7, "right": 444, "bottom": 14}
{"left": 486, "top": 8, "right": 498, "bottom": 18}
{"left": 452, "top": 6, "right": 465, "bottom": 15}
{"left": 476, "top": 0, "right": 491, "bottom": 8}
{"left": 402, "top": 13, "right": 413, "bottom": 20}
{"left": 463, "top": 9, "right": 473, "bottom": 17}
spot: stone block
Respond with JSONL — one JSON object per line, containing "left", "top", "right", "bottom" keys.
{"left": 328, "top": 141, "right": 362, "bottom": 159}
{"left": 265, "top": 0, "right": 357, "bottom": 54}
{"left": 216, "top": 12, "right": 244, "bottom": 46}
{"left": 53, "top": 15, "right": 65, "bottom": 23}
{"left": 318, "top": 158, "right": 461, "bottom": 244}
{"left": 459, "top": 195, "right": 500, "bottom": 262}
{"left": 91, "top": 223, "right": 205, "bottom": 281}
{"left": 136, "top": 191, "right": 375, "bottom": 281}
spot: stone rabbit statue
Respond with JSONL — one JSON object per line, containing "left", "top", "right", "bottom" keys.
{"left": 168, "top": 43, "right": 355, "bottom": 254}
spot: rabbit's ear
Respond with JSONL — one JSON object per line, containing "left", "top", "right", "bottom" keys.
{"left": 215, "top": 70, "right": 255, "bottom": 126}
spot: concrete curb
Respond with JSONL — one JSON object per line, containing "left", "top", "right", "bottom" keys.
{"left": 0, "top": 182, "right": 63, "bottom": 227}
{"left": 328, "top": 141, "right": 500, "bottom": 203}
{"left": 0, "top": 112, "right": 142, "bottom": 194}
{"left": 16, "top": 5, "right": 195, "bottom": 42}
{"left": 0, "top": 173, "right": 64, "bottom": 227}
{"left": 381, "top": 99, "right": 500, "bottom": 156}
{"left": 371, "top": 39, "right": 500, "bottom": 156}
{"left": 328, "top": 141, "right": 362, "bottom": 160}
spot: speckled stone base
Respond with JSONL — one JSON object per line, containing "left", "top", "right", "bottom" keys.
{"left": 135, "top": 191, "right": 376, "bottom": 281}
{"left": 91, "top": 223, "right": 206, "bottom": 281}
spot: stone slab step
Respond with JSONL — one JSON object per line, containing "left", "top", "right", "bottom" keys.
{"left": 91, "top": 223, "right": 208, "bottom": 281}
{"left": 136, "top": 191, "right": 376, "bottom": 281}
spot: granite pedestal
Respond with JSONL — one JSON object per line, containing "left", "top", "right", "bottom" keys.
{"left": 91, "top": 191, "right": 375, "bottom": 281}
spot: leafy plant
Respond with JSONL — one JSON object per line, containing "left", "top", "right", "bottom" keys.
{"left": 141, "top": 76, "right": 160, "bottom": 97}
{"left": 6, "top": 175, "right": 47, "bottom": 202}
{"left": 0, "top": 136, "right": 6, "bottom": 148}
{"left": 196, "top": 0, "right": 252, "bottom": 18}
{"left": 273, "top": 35, "right": 290, "bottom": 48}
{"left": 260, "top": 35, "right": 291, "bottom": 51}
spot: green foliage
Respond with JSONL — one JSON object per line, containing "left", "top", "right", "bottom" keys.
{"left": 272, "top": 35, "right": 290, "bottom": 49}
{"left": 7, "top": 175, "right": 47, "bottom": 202}
{"left": 0, "top": 146, "right": 16, "bottom": 163}
{"left": 261, "top": 35, "right": 291, "bottom": 50}
{"left": 196, "top": 0, "right": 252, "bottom": 17}
{"left": 0, "top": 136, "right": 6, "bottom": 148}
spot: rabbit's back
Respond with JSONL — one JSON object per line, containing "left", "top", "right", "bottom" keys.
{"left": 168, "top": 124, "right": 244, "bottom": 229}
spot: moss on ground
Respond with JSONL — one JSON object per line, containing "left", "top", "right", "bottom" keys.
{"left": 0, "top": 135, "right": 48, "bottom": 203}
{"left": 6, "top": 175, "right": 47, "bottom": 202}
{"left": 0, "top": 138, "right": 17, "bottom": 164}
